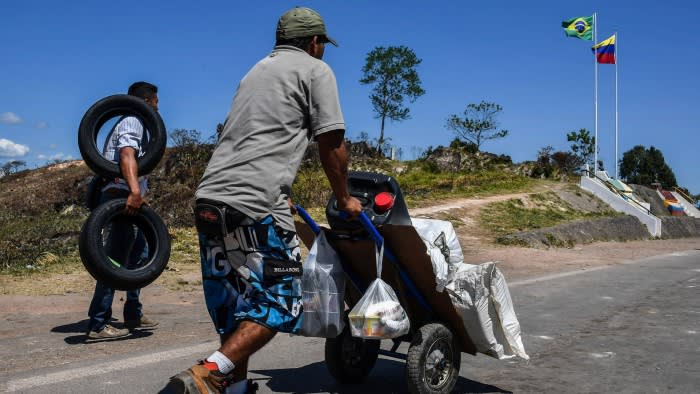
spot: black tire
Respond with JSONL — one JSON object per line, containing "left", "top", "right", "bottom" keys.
{"left": 79, "top": 198, "right": 170, "bottom": 290}
{"left": 406, "top": 323, "right": 461, "bottom": 394}
{"left": 324, "top": 315, "right": 381, "bottom": 384}
{"left": 78, "top": 94, "right": 166, "bottom": 179}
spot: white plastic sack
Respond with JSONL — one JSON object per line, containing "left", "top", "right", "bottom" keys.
{"left": 348, "top": 244, "right": 410, "bottom": 339}
{"left": 446, "top": 262, "right": 528, "bottom": 360}
{"left": 426, "top": 246, "right": 449, "bottom": 292}
{"left": 300, "top": 231, "right": 345, "bottom": 338}
{"left": 411, "top": 217, "right": 465, "bottom": 291}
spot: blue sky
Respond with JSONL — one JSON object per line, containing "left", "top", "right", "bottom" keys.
{"left": 1, "top": 1, "right": 698, "bottom": 193}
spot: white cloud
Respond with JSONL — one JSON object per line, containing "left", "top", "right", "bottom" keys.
{"left": 0, "top": 112, "right": 22, "bottom": 124}
{"left": 35, "top": 121, "right": 49, "bottom": 129}
{"left": 0, "top": 138, "right": 30, "bottom": 157}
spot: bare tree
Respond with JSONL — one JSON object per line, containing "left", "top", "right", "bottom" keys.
{"left": 0, "top": 160, "right": 26, "bottom": 176}
{"left": 445, "top": 101, "right": 509, "bottom": 151}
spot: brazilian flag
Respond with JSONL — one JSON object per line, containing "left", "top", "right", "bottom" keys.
{"left": 562, "top": 16, "right": 593, "bottom": 41}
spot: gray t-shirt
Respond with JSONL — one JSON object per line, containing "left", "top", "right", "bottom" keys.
{"left": 196, "top": 45, "right": 345, "bottom": 231}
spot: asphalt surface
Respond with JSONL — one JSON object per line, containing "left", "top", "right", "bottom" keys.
{"left": 2, "top": 250, "right": 699, "bottom": 393}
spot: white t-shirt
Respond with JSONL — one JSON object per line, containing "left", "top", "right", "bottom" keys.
{"left": 101, "top": 116, "right": 148, "bottom": 195}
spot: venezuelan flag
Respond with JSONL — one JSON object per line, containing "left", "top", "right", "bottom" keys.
{"left": 592, "top": 34, "right": 616, "bottom": 64}
{"left": 562, "top": 16, "right": 593, "bottom": 41}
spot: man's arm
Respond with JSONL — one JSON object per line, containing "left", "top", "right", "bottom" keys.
{"left": 119, "top": 147, "right": 144, "bottom": 215}
{"left": 317, "top": 130, "right": 362, "bottom": 219}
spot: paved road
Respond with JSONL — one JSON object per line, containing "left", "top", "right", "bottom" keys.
{"left": 2, "top": 250, "right": 699, "bottom": 393}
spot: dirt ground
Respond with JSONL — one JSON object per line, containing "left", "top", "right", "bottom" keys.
{"left": 0, "top": 192, "right": 698, "bottom": 378}
{"left": 2, "top": 188, "right": 699, "bottom": 313}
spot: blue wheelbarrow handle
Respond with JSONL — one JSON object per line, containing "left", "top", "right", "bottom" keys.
{"left": 296, "top": 205, "right": 382, "bottom": 247}
{"left": 295, "top": 205, "right": 432, "bottom": 314}
{"left": 294, "top": 205, "right": 321, "bottom": 236}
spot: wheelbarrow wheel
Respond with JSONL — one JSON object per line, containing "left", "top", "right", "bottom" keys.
{"left": 406, "top": 323, "right": 461, "bottom": 394}
{"left": 324, "top": 320, "right": 380, "bottom": 383}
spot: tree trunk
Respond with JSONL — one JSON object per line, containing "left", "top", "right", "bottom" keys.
{"left": 378, "top": 114, "right": 386, "bottom": 156}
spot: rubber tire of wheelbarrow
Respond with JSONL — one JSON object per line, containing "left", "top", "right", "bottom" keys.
{"left": 406, "top": 323, "right": 461, "bottom": 394}
{"left": 324, "top": 318, "right": 380, "bottom": 384}
{"left": 79, "top": 198, "right": 170, "bottom": 290}
{"left": 78, "top": 94, "right": 166, "bottom": 179}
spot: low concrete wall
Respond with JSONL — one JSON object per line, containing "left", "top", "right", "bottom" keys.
{"left": 660, "top": 217, "right": 700, "bottom": 238}
{"left": 580, "top": 176, "right": 661, "bottom": 237}
{"left": 499, "top": 216, "right": 650, "bottom": 248}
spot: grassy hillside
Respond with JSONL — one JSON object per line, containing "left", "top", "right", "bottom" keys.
{"left": 0, "top": 143, "right": 542, "bottom": 275}
{"left": 479, "top": 189, "right": 620, "bottom": 246}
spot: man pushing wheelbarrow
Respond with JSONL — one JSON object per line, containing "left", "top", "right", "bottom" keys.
{"left": 166, "top": 6, "right": 362, "bottom": 394}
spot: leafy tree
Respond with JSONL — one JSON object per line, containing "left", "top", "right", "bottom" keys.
{"left": 551, "top": 151, "right": 580, "bottom": 175}
{"left": 566, "top": 128, "right": 596, "bottom": 168}
{"left": 0, "top": 160, "right": 26, "bottom": 176}
{"left": 448, "top": 137, "right": 478, "bottom": 153}
{"left": 532, "top": 145, "right": 554, "bottom": 178}
{"left": 619, "top": 145, "right": 677, "bottom": 188}
{"left": 169, "top": 128, "right": 202, "bottom": 147}
{"left": 355, "top": 131, "right": 370, "bottom": 143}
{"left": 360, "top": 46, "right": 425, "bottom": 155}
{"left": 445, "top": 101, "right": 509, "bottom": 151}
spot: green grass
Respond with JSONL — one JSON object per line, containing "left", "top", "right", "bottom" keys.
{"left": 0, "top": 209, "right": 87, "bottom": 273}
{"left": 168, "top": 226, "right": 202, "bottom": 267}
{"left": 396, "top": 165, "right": 535, "bottom": 207}
{"left": 480, "top": 191, "right": 618, "bottom": 239}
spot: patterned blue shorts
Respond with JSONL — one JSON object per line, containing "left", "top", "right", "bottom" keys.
{"left": 198, "top": 214, "right": 303, "bottom": 335}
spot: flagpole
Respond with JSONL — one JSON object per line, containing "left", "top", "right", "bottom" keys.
{"left": 593, "top": 12, "right": 599, "bottom": 176}
{"left": 615, "top": 31, "right": 619, "bottom": 179}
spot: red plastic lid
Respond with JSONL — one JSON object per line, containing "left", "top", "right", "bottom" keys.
{"left": 374, "top": 192, "right": 395, "bottom": 213}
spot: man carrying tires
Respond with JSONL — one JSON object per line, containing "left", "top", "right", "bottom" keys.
{"left": 86, "top": 81, "right": 160, "bottom": 340}
{"left": 167, "top": 7, "right": 361, "bottom": 394}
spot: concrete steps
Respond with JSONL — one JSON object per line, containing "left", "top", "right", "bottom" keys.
{"left": 671, "top": 191, "right": 700, "bottom": 218}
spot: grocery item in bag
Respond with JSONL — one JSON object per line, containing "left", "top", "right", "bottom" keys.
{"left": 300, "top": 231, "right": 345, "bottom": 338}
{"left": 348, "top": 244, "right": 410, "bottom": 339}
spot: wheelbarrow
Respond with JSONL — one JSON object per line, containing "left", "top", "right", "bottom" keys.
{"left": 294, "top": 171, "right": 477, "bottom": 394}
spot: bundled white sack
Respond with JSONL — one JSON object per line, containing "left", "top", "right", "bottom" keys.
{"left": 446, "top": 262, "right": 528, "bottom": 360}
{"left": 411, "top": 217, "right": 465, "bottom": 292}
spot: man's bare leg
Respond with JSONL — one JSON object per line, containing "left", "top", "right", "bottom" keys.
{"left": 219, "top": 320, "right": 276, "bottom": 382}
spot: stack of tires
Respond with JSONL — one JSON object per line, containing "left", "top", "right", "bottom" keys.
{"left": 78, "top": 95, "right": 171, "bottom": 290}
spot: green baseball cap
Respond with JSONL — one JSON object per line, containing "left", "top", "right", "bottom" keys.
{"left": 276, "top": 7, "right": 338, "bottom": 47}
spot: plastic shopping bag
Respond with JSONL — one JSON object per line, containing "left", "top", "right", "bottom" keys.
{"left": 300, "top": 231, "right": 345, "bottom": 338}
{"left": 348, "top": 244, "right": 410, "bottom": 339}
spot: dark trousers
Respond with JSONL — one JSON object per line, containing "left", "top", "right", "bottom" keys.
{"left": 87, "top": 191, "right": 148, "bottom": 331}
